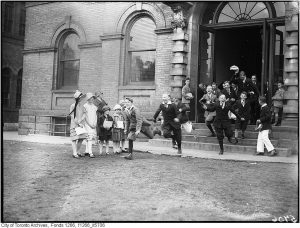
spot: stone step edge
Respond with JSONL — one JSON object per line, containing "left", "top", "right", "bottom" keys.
{"left": 149, "top": 139, "right": 290, "bottom": 151}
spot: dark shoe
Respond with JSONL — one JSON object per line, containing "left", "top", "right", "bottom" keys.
{"left": 153, "top": 127, "right": 162, "bottom": 136}
{"left": 241, "top": 134, "right": 245, "bottom": 139}
{"left": 274, "top": 123, "right": 281, "bottom": 126}
{"left": 255, "top": 152, "right": 264, "bottom": 156}
{"left": 85, "top": 153, "right": 89, "bottom": 156}
{"left": 124, "top": 153, "right": 133, "bottom": 160}
{"left": 219, "top": 150, "right": 224, "bottom": 155}
{"left": 177, "top": 148, "right": 182, "bottom": 155}
{"left": 268, "top": 150, "right": 277, "bottom": 156}
{"left": 173, "top": 144, "right": 178, "bottom": 149}
{"left": 207, "top": 133, "right": 216, "bottom": 137}
{"left": 78, "top": 153, "right": 85, "bottom": 157}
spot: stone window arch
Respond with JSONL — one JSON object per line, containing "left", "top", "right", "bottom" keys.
{"left": 56, "top": 30, "right": 80, "bottom": 89}
{"left": 124, "top": 15, "right": 157, "bottom": 85}
{"left": 2, "top": 68, "right": 12, "bottom": 107}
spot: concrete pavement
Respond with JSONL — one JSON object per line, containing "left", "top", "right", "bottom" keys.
{"left": 2, "top": 131, "right": 298, "bottom": 164}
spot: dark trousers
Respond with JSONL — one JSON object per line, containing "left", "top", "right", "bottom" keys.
{"left": 162, "top": 123, "right": 182, "bottom": 149}
{"left": 214, "top": 122, "right": 234, "bottom": 141}
{"left": 206, "top": 117, "right": 215, "bottom": 134}
{"left": 250, "top": 99, "right": 260, "bottom": 124}
{"left": 235, "top": 119, "right": 249, "bottom": 132}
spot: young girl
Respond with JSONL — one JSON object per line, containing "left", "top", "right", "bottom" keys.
{"left": 83, "top": 92, "right": 98, "bottom": 158}
{"left": 111, "top": 104, "right": 126, "bottom": 154}
{"left": 97, "top": 105, "right": 113, "bottom": 155}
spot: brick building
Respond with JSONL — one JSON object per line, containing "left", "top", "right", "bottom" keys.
{"left": 2, "top": 2, "right": 26, "bottom": 127}
{"left": 19, "top": 2, "right": 298, "bottom": 135}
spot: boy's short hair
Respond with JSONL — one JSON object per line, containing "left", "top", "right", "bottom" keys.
{"left": 240, "top": 91, "right": 247, "bottom": 97}
{"left": 258, "top": 96, "right": 266, "bottom": 103}
{"left": 185, "top": 77, "right": 190, "bottom": 82}
{"left": 211, "top": 82, "right": 217, "bottom": 86}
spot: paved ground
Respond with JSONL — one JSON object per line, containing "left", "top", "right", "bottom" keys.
{"left": 3, "top": 132, "right": 298, "bottom": 164}
{"left": 2, "top": 140, "right": 298, "bottom": 222}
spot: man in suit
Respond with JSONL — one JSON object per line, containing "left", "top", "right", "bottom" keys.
{"left": 221, "top": 81, "right": 237, "bottom": 105}
{"left": 232, "top": 71, "right": 260, "bottom": 98}
{"left": 203, "top": 94, "right": 241, "bottom": 155}
{"left": 256, "top": 96, "right": 276, "bottom": 156}
{"left": 153, "top": 94, "right": 182, "bottom": 155}
{"left": 250, "top": 75, "right": 260, "bottom": 124}
{"left": 123, "top": 97, "right": 161, "bottom": 160}
{"left": 199, "top": 85, "right": 217, "bottom": 137}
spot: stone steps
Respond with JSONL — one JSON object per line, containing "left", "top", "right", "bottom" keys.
{"left": 149, "top": 138, "right": 292, "bottom": 157}
{"left": 182, "top": 135, "right": 279, "bottom": 146}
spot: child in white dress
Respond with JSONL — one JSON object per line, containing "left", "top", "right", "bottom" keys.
{"left": 83, "top": 92, "right": 98, "bottom": 158}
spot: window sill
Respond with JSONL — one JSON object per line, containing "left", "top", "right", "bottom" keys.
{"left": 119, "top": 85, "right": 156, "bottom": 90}
{"left": 52, "top": 89, "right": 76, "bottom": 93}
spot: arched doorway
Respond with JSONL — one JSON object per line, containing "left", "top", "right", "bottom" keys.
{"left": 194, "top": 1, "right": 285, "bottom": 122}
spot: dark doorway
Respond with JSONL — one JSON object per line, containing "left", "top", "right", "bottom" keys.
{"left": 214, "top": 26, "right": 262, "bottom": 87}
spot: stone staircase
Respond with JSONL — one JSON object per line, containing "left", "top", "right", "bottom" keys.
{"left": 146, "top": 123, "right": 298, "bottom": 157}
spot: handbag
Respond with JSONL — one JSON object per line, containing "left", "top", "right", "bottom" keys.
{"left": 182, "top": 121, "right": 193, "bottom": 133}
{"left": 75, "top": 126, "right": 88, "bottom": 135}
{"left": 116, "top": 120, "right": 124, "bottom": 129}
{"left": 103, "top": 119, "right": 113, "bottom": 129}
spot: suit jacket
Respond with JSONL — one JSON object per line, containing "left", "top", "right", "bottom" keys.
{"left": 176, "top": 101, "right": 190, "bottom": 124}
{"left": 207, "top": 101, "right": 241, "bottom": 128}
{"left": 126, "top": 105, "right": 143, "bottom": 132}
{"left": 153, "top": 102, "right": 181, "bottom": 129}
{"left": 232, "top": 78, "right": 259, "bottom": 97}
{"left": 221, "top": 88, "right": 238, "bottom": 101}
{"left": 233, "top": 99, "right": 251, "bottom": 120}
{"left": 259, "top": 105, "right": 272, "bottom": 131}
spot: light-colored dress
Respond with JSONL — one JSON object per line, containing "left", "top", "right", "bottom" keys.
{"left": 69, "top": 101, "right": 87, "bottom": 141}
{"left": 83, "top": 103, "right": 98, "bottom": 140}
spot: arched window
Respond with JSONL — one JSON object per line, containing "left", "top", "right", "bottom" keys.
{"left": 2, "top": 68, "right": 11, "bottom": 107}
{"left": 57, "top": 32, "right": 80, "bottom": 89}
{"left": 218, "top": 2, "right": 270, "bottom": 23}
{"left": 16, "top": 69, "right": 22, "bottom": 108}
{"left": 126, "top": 17, "right": 156, "bottom": 85}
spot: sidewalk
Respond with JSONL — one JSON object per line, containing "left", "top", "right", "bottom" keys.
{"left": 3, "top": 131, "right": 298, "bottom": 164}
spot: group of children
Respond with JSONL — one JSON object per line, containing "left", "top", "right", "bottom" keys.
{"left": 70, "top": 91, "right": 130, "bottom": 158}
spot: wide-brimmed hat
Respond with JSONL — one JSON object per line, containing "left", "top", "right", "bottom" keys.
{"left": 102, "top": 105, "right": 111, "bottom": 112}
{"left": 86, "top": 92, "right": 95, "bottom": 100}
{"left": 230, "top": 65, "right": 239, "bottom": 71}
{"left": 74, "top": 90, "right": 83, "bottom": 99}
{"left": 113, "top": 104, "right": 122, "bottom": 111}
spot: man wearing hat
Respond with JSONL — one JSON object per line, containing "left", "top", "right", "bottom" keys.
{"left": 123, "top": 97, "right": 161, "bottom": 160}
{"left": 69, "top": 90, "right": 87, "bottom": 158}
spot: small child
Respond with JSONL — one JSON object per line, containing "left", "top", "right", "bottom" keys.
{"left": 271, "top": 82, "right": 285, "bottom": 126}
{"left": 83, "top": 92, "right": 98, "bottom": 158}
{"left": 112, "top": 104, "right": 126, "bottom": 154}
{"left": 119, "top": 100, "right": 129, "bottom": 152}
{"left": 233, "top": 92, "right": 251, "bottom": 139}
{"left": 97, "top": 105, "right": 113, "bottom": 155}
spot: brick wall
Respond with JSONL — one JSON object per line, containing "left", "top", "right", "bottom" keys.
{"left": 19, "top": 2, "right": 174, "bottom": 134}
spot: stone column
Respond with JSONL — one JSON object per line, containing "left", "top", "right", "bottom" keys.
{"left": 169, "top": 6, "right": 189, "bottom": 100}
{"left": 283, "top": 2, "right": 299, "bottom": 125}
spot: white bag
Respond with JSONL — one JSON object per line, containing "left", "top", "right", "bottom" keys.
{"left": 103, "top": 119, "right": 113, "bottom": 129}
{"left": 182, "top": 121, "right": 193, "bottom": 133}
{"left": 116, "top": 120, "right": 124, "bottom": 129}
{"left": 228, "top": 111, "right": 236, "bottom": 120}
{"left": 75, "top": 126, "right": 88, "bottom": 135}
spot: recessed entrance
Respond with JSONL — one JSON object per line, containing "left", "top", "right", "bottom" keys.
{"left": 214, "top": 26, "right": 262, "bottom": 86}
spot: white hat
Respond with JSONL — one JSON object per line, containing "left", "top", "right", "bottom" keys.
{"left": 113, "top": 104, "right": 122, "bottom": 110}
{"left": 74, "top": 90, "right": 83, "bottom": 99}
{"left": 230, "top": 65, "right": 239, "bottom": 71}
{"left": 86, "top": 92, "right": 95, "bottom": 100}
